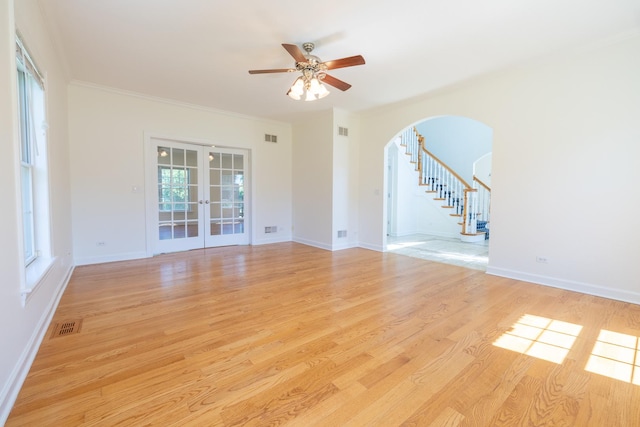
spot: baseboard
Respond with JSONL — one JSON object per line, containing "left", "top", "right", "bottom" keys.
{"left": 292, "top": 237, "right": 333, "bottom": 251}
{"left": 74, "top": 251, "right": 148, "bottom": 266}
{"left": 331, "top": 241, "right": 358, "bottom": 251}
{"left": 0, "top": 263, "right": 74, "bottom": 425}
{"left": 252, "top": 236, "right": 292, "bottom": 246}
{"left": 359, "top": 241, "right": 385, "bottom": 252}
{"left": 486, "top": 266, "right": 640, "bottom": 305}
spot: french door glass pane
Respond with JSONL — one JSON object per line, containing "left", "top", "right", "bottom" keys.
{"left": 158, "top": 148, "right": 199, "bottom": 240}
{"left": 208, "top": 150, "right": 244, "bottom": 237}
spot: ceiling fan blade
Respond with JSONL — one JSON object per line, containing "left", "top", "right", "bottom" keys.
{"left": 323, "top": 55, "right": 365, "bottom": 70}
{"left": 248, "top": 68, "right": 296, "bottom": 74}
{"left": 321, "top": 74, "right": 352, "bottom": 91}
{"left": 282, "top": 43, "right": 307, "bottom": 63}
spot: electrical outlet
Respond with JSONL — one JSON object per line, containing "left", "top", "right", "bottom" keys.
{"left": 536, "top": 256, "right": 548, "bottom": 264}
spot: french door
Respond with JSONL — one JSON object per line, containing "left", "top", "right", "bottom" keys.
{"left": 148, "top": 138, "right": 249, "bottom": 254}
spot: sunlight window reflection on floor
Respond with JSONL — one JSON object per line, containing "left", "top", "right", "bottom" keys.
{"left": 585, "top": 329, "right": 640, "bottom": 385}
{"left": 493, "top": 314, "right": 582, "bottom": 364}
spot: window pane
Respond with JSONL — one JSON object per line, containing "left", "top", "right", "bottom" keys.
{"left": 210, "top": 202, "right": 221, "bottom": 218}
{"left": 210, "top": 221, "right": 222, "bottom": 235}
{"left": 185, "top": 149, "right": 198, "bottom": 167}
{"left": 21, "top": 165, "right": 35, "bottom": 261}
{"left": 209, "top": 153, "right": 220, "bottom": 168}
{"left": 210, "top": 186, "right": 221, "bottom": 202}
{"left": 157, "top": 147, "right": 170, "bottom": 165}
{"left": 209, "top": 169, "right": 220, "bottom": 185}
{"left": 233, "top": 154, "right": 243, "bottom": 170}
{"left": 221, "top": 170, "right": 233, "bottom": 185}
{"left": 173, "top": 148, "right": 185, "bottom": 166}
{"left": 221, "top": 153, "right": 232, "bottom": 169}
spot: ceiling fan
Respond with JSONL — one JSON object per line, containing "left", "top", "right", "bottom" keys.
{"left": 248, "top": 42, "right": 365, "bottom": 101}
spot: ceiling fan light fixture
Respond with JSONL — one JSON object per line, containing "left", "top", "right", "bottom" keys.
{"left": 308, "top": 77, "right": 322, "bottom": 94}
{"left": 287, "top": 88, "right": 301, "bottom": 100}
{"left": 291, "top": 77, "right": 304, "bottom": 94}
{"left": 304, "top": 90, "right": 316, "bottom": 102}
{"left": 251, "top": 42, "right": 365, "bottom": 102}
{"left": 316, "top": 83, "right": 330, "bottom": 99}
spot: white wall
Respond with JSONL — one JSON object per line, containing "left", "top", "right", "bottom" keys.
{"left": 388, "top": 142, "right": 416, "bottom": 236}
{"left": 1, "top": 0, "right": 74, "bottom": 421}
{"left": 291, "top": 110, "right": 334, "bottom": 249}
{"left": 360, "top": 33, "right": 640, "bottom": 303}
{"left": 292, "top": 108, "right": 360, "bottom": 251}
{"left": 332, "top": 109, "right": 360, "bottom": 250}
{"left": 68, "top": 84, "right": 293, "bottom": 265}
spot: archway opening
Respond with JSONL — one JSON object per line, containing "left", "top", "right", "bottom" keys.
{"left": 384, "top": 115, "right": 493, "bottom": 270}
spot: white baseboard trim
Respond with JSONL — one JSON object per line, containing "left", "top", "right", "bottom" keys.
{"left": 74, "top": 251, "right": 148, "bottom": 266}
{"left": 0, "top": 263, "right": 74, "bottom": 425}
{"left": 331, "top": 242, "right": 358, "bottom": 251}
{"left": 252, "top": 236, "right": 292, "bottom": 245}
{"left": 359, "top": 241, "right": 385, "bottom": 252}
{"left": 292, "top": 237, "right": 333, "bottom": 251}
{"left": 486, "top": 266, "right": 640, "bottom": 305}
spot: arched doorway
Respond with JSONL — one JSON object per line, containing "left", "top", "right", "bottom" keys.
{"left": 385, "top": 115, "right": 492, "bottom": 270}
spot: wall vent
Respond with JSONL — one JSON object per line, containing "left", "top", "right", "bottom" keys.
{"left": 264, "top": 134, "right": 278, "bottom": 143}
{"left": 337, "top": 230, "right": 347, "bottom": 238}
{"left": 265, "top": 226, "right": 278, "bottom": 234}
{"left": 338, "top": 126, "right": 349, "bottom": 137}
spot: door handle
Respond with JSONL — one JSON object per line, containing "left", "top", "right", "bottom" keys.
{"left": 205, "top": 200, "right": 210, "bottom": 204}
{"left": 199, "top": 200, "right": 204, "bottom": 204}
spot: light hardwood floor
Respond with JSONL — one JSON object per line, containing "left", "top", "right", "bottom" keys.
{"left": 7, "top": 243, "right": 640, "bottom": 426}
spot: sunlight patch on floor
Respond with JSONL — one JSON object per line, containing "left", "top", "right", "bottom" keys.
{"left": 386, "top": 241, "right": 426, "bottom": 250}
{"left": 585, "top": 329, "right": 640, "bottom": 385}
{"left": 493, "top": 314, "right": 582, "bottom": 364}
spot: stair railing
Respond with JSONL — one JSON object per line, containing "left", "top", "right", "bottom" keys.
{"left": 472, "top": 175, "right": 491, "bottom": 233}
{"left": 473, "top": 176, "right": 491, "bottom": 221}
{"left": 399, "top": 127, "right": 487, "bottom": 236}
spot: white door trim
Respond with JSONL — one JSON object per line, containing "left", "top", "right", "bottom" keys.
{"left": 143, "top": 133, "right": 251, "bottom": 256}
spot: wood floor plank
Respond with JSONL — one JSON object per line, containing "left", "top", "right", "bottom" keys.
{"left": 7, "top": 242, "right": 640, "bottom": 426}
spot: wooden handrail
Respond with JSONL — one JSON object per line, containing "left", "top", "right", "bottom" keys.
{"left": 416, "top": 128, "right": 472, "bottom": 189}
{"left": 401, "top": 126, "right": 490, "bottom": 239}
{"left": 473, "top": 175, "right": 491, "bottom": 192}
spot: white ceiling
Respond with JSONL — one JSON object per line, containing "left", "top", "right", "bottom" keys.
{"left": 38, "top": 0, "right": 640, "bottom": 122}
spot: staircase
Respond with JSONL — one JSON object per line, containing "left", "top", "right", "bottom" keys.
{"left": 399, "top": 127, "right": 490, "bottom": 242}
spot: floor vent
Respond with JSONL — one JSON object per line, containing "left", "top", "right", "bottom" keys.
{"left": 51, "top": 319, "right": 82, "bottom": 339}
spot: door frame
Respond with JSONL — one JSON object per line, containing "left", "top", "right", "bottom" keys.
{"left": 143, "top": 133, "right": 252, "bottom": 256}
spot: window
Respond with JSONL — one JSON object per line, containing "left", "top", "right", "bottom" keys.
{"left": 16, "top": 34, "right": 52, "bottom": 298}
{"left": 158, "top": 166, "right": 191, "bottom": 211}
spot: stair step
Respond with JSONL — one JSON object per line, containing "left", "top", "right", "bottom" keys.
{"left": 450, "top": 214, "right": 462, "bottom": 217}
{"left": 441, "top": 206, "right": 454, "bottom": 209}
{"left": 434, "top": 198, "right": 446, "bottom": 201}
{"left": 425, "top": 190, "right": 437, "bottom": 193}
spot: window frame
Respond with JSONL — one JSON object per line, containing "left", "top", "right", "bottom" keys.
{"left": 16, "top": 63, "right": 37, "bottom": 265}
{"left": 15, "top": 34, "right": 53, "bottom": 304}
